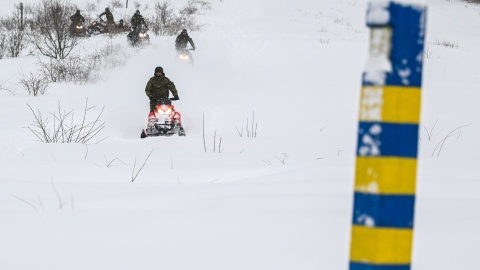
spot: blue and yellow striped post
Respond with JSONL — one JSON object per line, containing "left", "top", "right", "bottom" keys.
{"left": 350, "top": 1, "right": 427, "bottom": 270}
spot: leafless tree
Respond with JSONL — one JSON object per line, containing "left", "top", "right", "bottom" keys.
{"left": 0, "top": 34, "right": 6, "bottom": 59}
{"left": 28, "top": 0, "right": 82, "bottom": 59}
{"left": 6, "top": 28, "right": 27, "bottom": 58}
{"left": 1, "top": 6, "right": 29, "bottom": 58}
{"left": 149, "top": 1, "right": 176, "bottom": 36}
{"left": 147, "top": 0, "right": 202, "bottom": 36}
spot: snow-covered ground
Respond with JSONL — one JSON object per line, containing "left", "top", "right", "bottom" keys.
{"left": 1, "top": 0, "right": 479, "bottom": 269}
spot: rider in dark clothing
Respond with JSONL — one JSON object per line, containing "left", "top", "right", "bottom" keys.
{"left": 69, "top": 10, "right": 86, "bottom": 34}
{"left": 70, "top": 10, "right": 85, "bottom": 24}
{"left": 175, "top": 29, "right": 195, "bottom": 51}
{"left": 131, "top": 10, "right": 148, "bottom": 30}
{"left": 99, "top": 7, "right": 115, "bottom": 32}
{"left": 145, "top": 67, "right": 180, "bottom": 112}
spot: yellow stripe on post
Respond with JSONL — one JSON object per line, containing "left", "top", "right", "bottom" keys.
{"left": 350, "top": 225, "right": 413, "bottom": 264}
{"left": 360, "top": 86, "right": 421, "bottom": 124}
{"left": 355, "top": 157, "right": 417, "bottom": 194}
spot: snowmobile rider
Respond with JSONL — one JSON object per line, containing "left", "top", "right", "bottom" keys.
{"left": 145, "top": 67, "right": 180, "bottom": 112}
{"left": 99, "top": 7, "right": 115, "bottom": 32}
{"left": 117, "top": 19, "right": 125, "bottom": 28}
{"left": 70, "top": 10, "right": 85, "bottom": 24}
{"left": 175, "top": 29, "right": 195, "bottom": 51}
{"left": 69, "top": 10, "right": 85, "bottom": 33}
{"left": 131, "top": 10, "right": 148, "bottom": 31}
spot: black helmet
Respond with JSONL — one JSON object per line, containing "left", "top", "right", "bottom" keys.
{"left": 136, "top": 10, "right": 140, "bottom": 14}
{"left": 181, "top": 29, "right": 187, "bottom": 34}
{"left": 154, "top": 66, "right": 164, "bottom": 74}
{"left": 105, "top": 7, "right": 109, "bottom": 11}
{"left": 76, "top": 10, "right": 80, "bottom": 14}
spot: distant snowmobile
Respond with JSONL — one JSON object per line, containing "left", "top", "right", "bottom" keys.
{"left": 69, "top": 22, "right": 88, "bottom": 37}
{"left": 127, "top": 24, "right": 150, "bottom": 46}
{"left": 177, "top": 48, "right": 194, "bottom": 64}
{"left": 141, "top": 98, "right": 185, "bottom": 138}
{"left": 87, "top": 20, "right": 107, "bottom": 35}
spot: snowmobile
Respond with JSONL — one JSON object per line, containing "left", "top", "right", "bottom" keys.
{"left": 87, "top": 20, "right": 107, "bottom": 35}
{"left": 69, "top": 22, "right": 88, "bottom": 37}
{"left": 176, "top": 48, "right": 194, "bottom": 64}
{"left": 141, "top": 98, "right": 185, "bottom": 138}
{"left": 127, "top": 24, "right": 150, "bottom": 46}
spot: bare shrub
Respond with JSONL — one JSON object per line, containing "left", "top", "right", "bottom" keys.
{"left": 38, "top": 55, "right": 98, "bottom": 84}
{"left": 88, "top": 39, "right": 128, "bottom": 69}
{"left": 27, "top": 99, "right": 107, "bottom": 144}
{"left": 85, "top": 3, "right": 97, "bottom": 12}
{"left": 28, "top": 0, "right": 83, "bottom": 59}
{"left": 181, "top": 0, "right": 211, "bottom": 14}
{"left": 147, "top": 0, "right": 202, "bottom": 36}
{"left": 134, "top": 1, "right": 142, "bottom": 9}
{"left": 236, "top": 111, "right": 258, "bottom": 138}
{"left": 37, "top": 39, "right": 126, "bottom": 84}
{"left": 181, "top": 0, "right": 199, "bottom": 15}
{"left": 18, "top": 72, "right": 50, "bottom": 96}
{"left": 433, "top": 38, "right": 458, "bottom": 48}
{"left": 0, "top": 82, "right": 17, "bottom": 95}
{"left": 0, "top": 7, "right": 29, "bottom": 58}
{"left": 148, "top": 1, "right": 176, "bottom": 36}
{"left": 110, "top": 0, "right": 123, "bottom": 8}
{"left": 6, "top": 28, "right": 27, "bottom": 57}
{"left": 0, "top": 34, "right": 6, "bottom": 59}
{"left": 195, "top": 0, "right": 212, "bottom": 10}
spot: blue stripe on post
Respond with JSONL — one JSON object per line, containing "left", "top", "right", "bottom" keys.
{"left": 350, "top": 262, "right": 410, "bottom": 270}
{"left": 387, "top": 3, "right": 426, "bottom": 87}
{"left": 357, "top": 122, "right": 419, "bottom": 158}
{"left": 352, "top": 192, "right": 415, "bottom": 228}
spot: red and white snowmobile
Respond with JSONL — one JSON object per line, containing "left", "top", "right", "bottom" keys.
{"left": 140, "top": 98, "right": 185, "bottom": 138}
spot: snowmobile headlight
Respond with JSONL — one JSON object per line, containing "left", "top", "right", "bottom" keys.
{"left": 157, "top": 108, "right": 172, "bottom": 114}
{"left": 76, "top": 25, "right": 83, "bottom": 29}
{"left": 180, "top": 54, "right": 189, "bottom": 60}
{"left": 139, "top": 32, "right": 147, "bottom": 38}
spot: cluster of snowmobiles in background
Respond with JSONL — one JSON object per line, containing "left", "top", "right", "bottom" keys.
{"left": 69, "top": 20, "right": 150, "bottom": 47}
{"left": 70, "top": 21, "right": 196, "bottom": 63}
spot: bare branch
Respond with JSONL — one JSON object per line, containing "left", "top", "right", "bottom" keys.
{"left": 131, "top": 149, "right": 155, "bottom": 182}
{"left": 51, "top": 177, "right": 64, "bottom": 210}
{"left": 432, "top": 124, "right": 471, "bottom": 157}
{"left": 10, "top": 194, "right": 37, "bottom": 210}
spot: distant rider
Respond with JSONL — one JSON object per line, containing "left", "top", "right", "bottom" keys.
{"left": 131, "top": 10, "right": 148, "bottom": 31}
{"left": 117, "top": 19, "right": 125, "bottom": 29}
{"left": 69, "top": 10, "right": 85, "bottom": 33}
{"left": 99, "top": 7, "right": 115, "bottom": 32}
{"left": 175, "top": 29, "right": 195, "bottom": 51}
{"left": 70, "top": 10, "right": 85, "bottom": 24}
{"left": 145, "top": 66, "right": 180, "bottom": 112}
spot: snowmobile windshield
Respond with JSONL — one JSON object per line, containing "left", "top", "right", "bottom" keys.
{"left": 153, "top": 98, "right": 172, "bottom": 105}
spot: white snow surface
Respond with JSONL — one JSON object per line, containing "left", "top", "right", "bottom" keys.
{"left": 1, "top": 0, "right": 480, "bottom": 269}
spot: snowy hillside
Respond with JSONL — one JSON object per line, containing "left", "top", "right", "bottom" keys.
{"left": 1, "top": 0, "right": 479, "bottom": 269}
